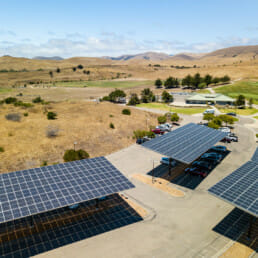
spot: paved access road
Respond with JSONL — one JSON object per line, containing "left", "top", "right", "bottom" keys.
{"left": 38, "top": 118, "right": 257, "bottom": 258}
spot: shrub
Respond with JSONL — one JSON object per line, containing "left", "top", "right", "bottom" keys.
{"left": 5, "top": 113, "right": 21, "bottom": 122}
{"left": 0, "top": 147, "right": 4, "bottom": 152}
{"left": 110, "top": 122, "right": 115, "bottom": 129}
{"left": 157, "top": 115, "right": 167, "bottom": 124}
{"left": 14, "top": 101, "right": 33, "bottom": 108}
{"left": 46, "top": 125, "right": 60, "bottom": 137}
{"left": 77, "top": 64, "right": 84, "bottom": 69}
{"left": 122, "top": 109, "right": 131, "bottom": 115}
{"left": 32, "top": 96, "right": 43, "bottom": 103}
{"left": 203, "top": 113, "right": 215, "bottom": 121}
{"left": 23, "top": 112, "right": 28, "bottom": 117}
{"left": 133, "top": 130, "right": 155, "bottom": 139}
{"left": 63, "top": 149, "right": 89, "bottom": 162}
{"left": 41, "top": 161, "right": 48, "bottom": 167}
{"left": 47, "top": 112, "right": 57, "bottom": 120}
{"left": 109, "top": 114, "right": 113, "bottom": 117}
{"left": 170, "top": 113, "right": 180, "bottom": 122}
{"left": 4, "top": 97, "right": 17, "bottom": 104}
{"left": 56, "top": 68, "right": 61, "bottom": 73}
{"left": 208, "top": 121, "right": 220, "bottom": 129}
{"left": 102, "top": 96, "right": 110, "bottom": 101}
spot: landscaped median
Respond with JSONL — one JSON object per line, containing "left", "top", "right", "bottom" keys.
{"left": 136, "top": 103, "right": 206, "bottom": 115}
{"left": 132, "top": 174, "right": 185, "bottom": 197}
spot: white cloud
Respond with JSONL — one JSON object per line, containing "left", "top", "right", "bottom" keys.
{"left": 0, "top": 34, "right": 257, "bottom": 58}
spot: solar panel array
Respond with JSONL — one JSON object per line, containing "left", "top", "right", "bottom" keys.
{"left": 251, "top": 147, "right": 258, "bottom": 164}
{"left": 208, "top": 161, "right": 258, "bottom": 217}
{"left": 0, "top": 157, "right": 135, "bottom": 224}
{"left": 142, "top": 123, "right": 227, "bottom": 164}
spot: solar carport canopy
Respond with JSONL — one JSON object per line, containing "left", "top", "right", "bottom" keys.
{"left": 251, "top": 147, "right": 258, "bottom": 163}
{"left": 208, "top": 161, "right": 258, "bottom": 217}
{"left": 0, "top": 157, "right": 134, "bottom": 224}
{"left": 142, "top": 123, "right": 227, "bottom": 164}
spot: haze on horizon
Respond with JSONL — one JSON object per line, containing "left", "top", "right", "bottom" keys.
{"left": 1, "top": 0, "right": 258, "bottom": 58}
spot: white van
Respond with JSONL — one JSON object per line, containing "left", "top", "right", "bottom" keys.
{"left": 203, "top": 109, "right": 215, "bottom": 115}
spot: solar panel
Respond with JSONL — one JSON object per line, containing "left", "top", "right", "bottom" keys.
{"left": 0, "top": 157, "right": 135, "bottom": 224}
{"left": 141, "top": 123, "right": 227, "bottom": 164}
{"left": 208, "top": 161, "right": 258, "bottom": 217}
{"left": 251, "top": 148, "right": 258, "bottom": 164}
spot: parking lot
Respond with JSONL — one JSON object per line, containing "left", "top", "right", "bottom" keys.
{"left": 36, "top": 116, "right": 257, "bottom": 258}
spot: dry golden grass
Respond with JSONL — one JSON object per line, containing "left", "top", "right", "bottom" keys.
{"left": 0, "top": 101, "right": 158, "bottom": 173}
{"left": 220, "top": 242, "right": 254, "bottom": 258}
{"left": 132, "top": 174, "right": 185, "bottom": 197}
{"left": 1, "top": 53, "right": 258, "bottom": 88}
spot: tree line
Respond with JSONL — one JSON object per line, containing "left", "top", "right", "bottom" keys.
{"left": 155, "top": 73, "right": 231, "bottom": 89}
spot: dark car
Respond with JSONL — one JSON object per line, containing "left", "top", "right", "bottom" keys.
{"left": 226, "top": 112, "right": 237, "bottom": 117}
{"left": 209, "top": 145, "right": 227, "bottom": 153}
{"left": 185, "top": 167, "right": 208, "bottom": 178}
{"left": 136, "top": 137, "right": 151, "bottom": 144}
{"left": 221, "top": 137, "right": 231, "bottom": 143}
{"left": 192, "top": 160, "right": 212, "bottom": 170}
{"left": 152, "top": 128, "right": 165, "bottom": 135}
{"left": 200, "top": 152, "right": 222, "bottom": 164}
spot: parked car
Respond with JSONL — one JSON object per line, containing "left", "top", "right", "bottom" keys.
{"left": 69, "top": 203, "right": 79, "bottom": 210}
{"left": 156, "top": 124, "right": 170, "bottom": 132}
{"left": 201, "top": 152, "right": 222, "bottom": 163}
{"left": 209, "top": 145, "right": 227, "bottom": 153}
{"left": 219, "top": 127, "right": 231, "bottom": 133}
{"left": 225, "top": 135, "right": 238, "bottom": 142}
{"left": 191, "top": 160, "right": 212, "bottom": 170}
{"left": 226, "top": 112, "right": 237, "bottom": 117}
{"left": 185, "top": 167, "right": 208, "bottom": 178}
{"left": 160, "top": 157, "right": 177, "bottom": 167}
{"left": 152, "top": 128, "right": 165, "bottom": 135}
{"left": 221, "top": 137, "right": 231, "bottom": 143}
{"left": 164, "top": 122, "right": 173, "bottom": 130}
{"left": 203, "top": 109, "right": 215, "bottom": 115}
{"left": 136, "top": 136, "right": 151, "bottom": 144}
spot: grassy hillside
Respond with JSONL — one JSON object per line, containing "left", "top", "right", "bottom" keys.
{"left": 215, "top": 81, "right": 258, "bottom": 104}
{"left": 0, "top": 101, "right": 158, "bottom": 173}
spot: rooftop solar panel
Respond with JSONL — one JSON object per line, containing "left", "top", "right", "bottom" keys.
{"left": 251, "top": 148, "right": 258, "bottom": 164}
{"left": 141, "top": 123, "right": 227, "bottom": 164}
{"left": 208, "top": 161, "right": 258, "bottom": 217}
{"left": 0, "top": 157, "right": 135, "bottom": 224}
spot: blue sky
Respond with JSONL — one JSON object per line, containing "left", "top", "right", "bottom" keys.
{"left": 1, "top": 0, "right": 258, "bottom": 57}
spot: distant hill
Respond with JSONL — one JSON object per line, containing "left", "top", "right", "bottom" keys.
{"left": 103, "top": 52, "right": 172, "bottom": 61}
{"left": 33, "top": 56, "right": 64, "bottom": 61}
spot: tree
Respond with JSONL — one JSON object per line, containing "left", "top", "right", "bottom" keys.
{"left": 203, "top": 113, "right": 215, "bottom": 121}
{"left": 162, "top": 91, "right": 173, "bottom": 103}
{"left": 220, "top": 75, "right": 230, "bottom": 83}
{"left": 203, "top": 74, "right": 212, "bottom": 86}
{"left": 157, "top": 116, "right": 167, "bottom": 124}
{"left": 49, "top": 71, "right": 53, "bottom": 78}
{"left": 128, "top": 93, "right": 140, "bottom": 106}
{"left": 208, "top": 121, "right": 220, "bottom": 129}
{"left": 164, "top": 76, "right": 179, "bottom": 88}
{"left": 155, "top": 78, "right": 163, "bottom": 88}
{"left": 182, "top": 74, "right": 192, "bottom": 87}
{"left": 218, "top": 114, "right": 234, "bottom": 126}
{"left": 212, "top": 77, "right": 220, "bottom": 84}
{"left": 198, "top": 82, "right": 207, "bottom": 89}
{"left": 47, "top": 112, "right": 57, "bottom": 120}
{"left": 56, "top": 68, "right": 61, "bottom": 73}
{"left": 72, "top": 67, "right": 77, "bottom": 72}
{"left": 141, "top": 88, "right": 155, "bottom": 103}
{"left": 249, "top": 98, "right": 253, "bottom": 108}
{"left": 170, "top": 113, "right": 179, "bottom": 122}
{"left": 108, "top": 89, "right": 126, "bottom": 103}
{"left": 235, "top": 95, "right": 245, "bottom": 107}
{"left": 192, "top": 73, "right": 201, "bottom": 88}
{"left": 77, "top": 64, "right": 84, "bottom": 69}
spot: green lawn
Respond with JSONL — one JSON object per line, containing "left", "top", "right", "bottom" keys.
{"left": 136, "top": 103, "right": 206, "bottom": 114}
{"left": 219, "top": 108, "right": 258, "bottom": 116}
{"left": 197, "top": 89, "right": 211, "bottom": 94}
{"left": 215, "top": 81, "right": 258, "bottom": 104}
{"left": 53, "top": 80, "right": 154, "bottom": 88}
{"left": 253, "top": 116, "right": 258, "bottom": 119}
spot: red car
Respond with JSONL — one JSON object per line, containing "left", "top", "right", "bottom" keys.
{"left": 151, "top": 128, "right": 165, "bottom": 135}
